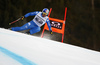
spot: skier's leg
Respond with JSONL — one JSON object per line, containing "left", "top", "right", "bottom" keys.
{"left": 11, "top": 20, "right": 36, "bottom": 31}
{"left": 11, "top": 24, "right": 28, "bottom": 31}
{"left": 30, "top": 26, "right": 41, "bottom": 35}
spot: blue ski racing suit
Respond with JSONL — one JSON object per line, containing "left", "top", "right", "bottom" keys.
{"left": 11, "top": 11, "right": 52, "bottom": 34}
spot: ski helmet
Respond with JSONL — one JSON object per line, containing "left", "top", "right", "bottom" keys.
{"left": 42, "top": 8, "right": 49, "bottom": 16}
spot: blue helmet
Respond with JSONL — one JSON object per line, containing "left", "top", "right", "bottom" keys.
{"left": 42, "top": 8, "right": 49, "bottom": 15}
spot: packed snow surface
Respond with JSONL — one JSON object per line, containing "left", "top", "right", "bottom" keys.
{"left": 0, "top": 28, "right": 100, "bottom": 65}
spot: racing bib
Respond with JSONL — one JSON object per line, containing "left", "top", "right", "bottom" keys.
{"left": 33, "top": 12, "right": 48, "bottom": 27}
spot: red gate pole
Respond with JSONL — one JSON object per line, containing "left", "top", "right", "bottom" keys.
{"left": 61, "top": 7, "right": 67, "bottom": 43}
{"left": 41, "top": 28, "right": 45, "bottom": 38}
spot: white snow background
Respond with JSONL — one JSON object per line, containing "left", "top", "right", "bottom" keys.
{"left": 0, "top": 28, "right": 100, "bottom": 65}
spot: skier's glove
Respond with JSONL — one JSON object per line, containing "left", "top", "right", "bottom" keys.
{"left": 21, "top": 16, "right": 25, "bottom": 21}
{"left": 50, "top": 30, "right": 53, "bottom": 35}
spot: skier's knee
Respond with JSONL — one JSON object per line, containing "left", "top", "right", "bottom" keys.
{"left": 30, "top": 27, "right": 41, "bottom": 34}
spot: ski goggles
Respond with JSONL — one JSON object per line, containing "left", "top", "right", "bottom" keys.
{"left": 42, "top": 12, "right": 47, "bottom": 15}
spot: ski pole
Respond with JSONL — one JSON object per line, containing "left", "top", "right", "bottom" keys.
{"left": 9, "top": 17, "right": 21, "bottom": 25}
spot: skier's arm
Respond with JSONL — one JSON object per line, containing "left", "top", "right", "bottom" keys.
{"left": 46, "top": 18, "right": 52, "bottom": 31}
{"left": 24, "top": 11, "right": 39, "bottom": 18}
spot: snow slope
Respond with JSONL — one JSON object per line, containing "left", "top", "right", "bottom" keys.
{"left": 0, "top": 28, "right": 100, "bottom": 65}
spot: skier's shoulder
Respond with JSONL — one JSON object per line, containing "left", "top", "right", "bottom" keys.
{"left": 46, "top": 17, "right": 50, "bottom": 22}
{"left": 33, "top": 11, "right": 40, "bottom": 14}
{"left": 28, "top": 11, "right": 40, "bottom": 15}
{"left": 46, "top": 16, "right": 49, "bottom": 19}
{"left": 36, "top": 11, "right": 41, "bottom": 13}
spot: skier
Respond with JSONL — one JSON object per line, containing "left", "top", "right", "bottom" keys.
{"left": 10, "top": 8, "right": 52, "bottom": 35}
